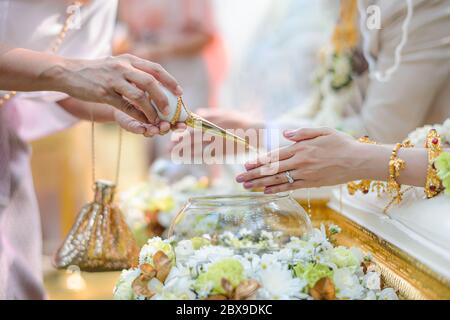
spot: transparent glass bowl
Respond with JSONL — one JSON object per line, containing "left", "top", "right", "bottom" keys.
{"left": 168, "top": 193, "right": 312, "bottom": 252}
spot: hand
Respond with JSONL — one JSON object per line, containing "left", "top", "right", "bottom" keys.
{"left": 236, "top": 127, "right": 370, "bottom": 193}
{"left": 57, "top": 54, "right": 183, "bottom": 133}
{"left": 114, "top": 110, "right": 186, "bottom": 137}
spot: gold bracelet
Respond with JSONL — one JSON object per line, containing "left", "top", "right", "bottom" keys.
{"left": 386, "top": 139, "right": 414, "bottom": 204}
{"left": 424, "top": 129, "right": 443, "bottom": 198}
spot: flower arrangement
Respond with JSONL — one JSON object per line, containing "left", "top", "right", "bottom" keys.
{"left": 407, "top": 119, "right": 450, "bottom": 147}
{"left": 435, "top": 152, "right": 450, "bottom": 196}
{"left": 113, "top": 225, "right": 398, "bottom": 300}
{"left": 119, "top": 175, "right": 210, "bottom": 245}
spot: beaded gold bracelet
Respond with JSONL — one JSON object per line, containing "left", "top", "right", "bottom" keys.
{"left": 424, "top": 129, "right": 443, "bottom": 198}
{"left": 386, "top": 139, "right": 414, "bottom": 204}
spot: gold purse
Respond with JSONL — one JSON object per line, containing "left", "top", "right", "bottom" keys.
{"left": 54, "top": 122, "right": 139, "bottom": 271}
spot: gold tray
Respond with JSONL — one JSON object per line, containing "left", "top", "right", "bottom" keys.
{"left": 301, "top": 199, "right": 450, "bottom": 300}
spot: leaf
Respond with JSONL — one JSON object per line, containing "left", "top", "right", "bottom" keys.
{"left": 309, "top": 277, "right": 336, "bottom": 300}
{"left": 131, "top": 274, "right": 155, "bottom": 298}
{"left": 233, "top": 279, "right": 260, "bottom": 300}
{"left": 221, "top": 278, "right": 234, "bottom": 297}
{"left": 153, "top": 250, "right": 172, "bottom": 283}
{"left": 140, "top": 263, "right": 156, "bottom": 278}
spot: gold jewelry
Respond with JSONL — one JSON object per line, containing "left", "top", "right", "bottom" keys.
{"left": 169, "top": 96, "right": 184, "bottom": 125}
{"left": 0, "top": 1, "right": 83, "bottom": 108}
{"left": 386, "top": 140, "right": 414, "bottom": 204}
{"left": 424, "top": 129, "right": 443, "bottom": 198}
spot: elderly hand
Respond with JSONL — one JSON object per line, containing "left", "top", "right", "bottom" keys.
{"left": 55, "top": 54, "right": 183, "bottom": 134}
{"left": 236, "top": 127, "right": 371, "bottom": 194}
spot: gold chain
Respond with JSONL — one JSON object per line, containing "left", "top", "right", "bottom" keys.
{"left": 90, "top": 116, "right": 123, "bottom": 189}
{"left": 0, "top": 1, "right": 83, "bottom": 107}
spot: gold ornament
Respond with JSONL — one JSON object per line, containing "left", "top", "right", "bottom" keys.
{"left": 386, "top": 140, "right": 414, "bottom": 205}
{"left": 54, "top": 180, "right": 139, "bottom": 271}
{"left": 424, "top": 129, "right": 444, "bottom": 198}
{"left": 54, "top": 119, "right": 139, "bottom": 271}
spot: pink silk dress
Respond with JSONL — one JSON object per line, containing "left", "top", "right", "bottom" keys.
{"left": 0, "top": 0, "right": 117, "bottom": 299}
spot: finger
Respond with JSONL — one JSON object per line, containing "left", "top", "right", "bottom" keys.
{"left": 114, "top": 111, "right": 146, "bottom": 135}
{"left": 244, "top": 146, "right": 294, "bottom": 171}
{"left": 113, "top": 80, "right": 158, "bottom": 123}
{"left": 143, "top": 124, "right": 160, "bottom": 137}
{"left": 158, "top": 121, "right": 171, "bottom": 135}
{"left": 172, "top": 122, "right": 187, "bottom": 131}
{"left": 242, "top": 171, "right": 291, "bottom": 190}
{"left": 124, "top": 70, "right": 170, "bottom": 116}
{"left": 106, "top": 93, "right": 148, "bottom": 123}
{"left": 131, "top": 57, "right": 183, "bottom": 96}
{"left": 283, "top": 127, "right": 333, "bottom": 142}
{"left": 237, "top": 157, "right": 298, "bottom": 183}
{"left": 264, "top": 179, "right": 319, "bottom": 194}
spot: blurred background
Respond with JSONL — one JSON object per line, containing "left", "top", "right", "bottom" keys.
{"left": 35, "top": 0, "right": 336, "bottom": 298}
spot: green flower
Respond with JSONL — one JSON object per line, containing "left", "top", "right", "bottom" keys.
{"left": 139, "top": 237, "right": 175, "bottom": 265}
{"left": 328, "top": 247, "right": 361, "bottom": 268}
{"left": 293, "top": 263, "right": 333, "bottom": 288}
{"left": 435, "top": 152, "right": 450, "bottom": 195}
{"left": 194, "top": 259, "right": 245, "bottom": 295}
{"left": 191, "top": 237, "right": 211, "bottom": 250}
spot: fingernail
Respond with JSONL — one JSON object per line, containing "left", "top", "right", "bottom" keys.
{"left": 176, "top": 85, "right": 183, "bottom": 96}
{"left": 264, "top": 188, "right": 273, "bottom": 194}
{"left": 284, "top": 130, "right": 295, "bottom": 137}
{"left": 236, "top": 175, "right": 245, "bottom": 183}
{"left": 244, "top": 163, "right": 253, "bottom": 170}
{"left": 244, "top": 182, "right": 253, "bottom": 189}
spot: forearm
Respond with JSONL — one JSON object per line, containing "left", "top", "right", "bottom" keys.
{"left": 169, "top": 32, "right": 212, "bottom": 57}
{"left": 359, "top": 144, "right": 448, "bottom": 187}
{"left": 58, "top": 98, "right": 114, "bottom": 122}
{"left": 0, "top": 47, "right": 66, "bottom": 92}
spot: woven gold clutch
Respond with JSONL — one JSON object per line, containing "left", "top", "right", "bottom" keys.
{"left": 54, "top": 180, "right": 139, "bottom": 272}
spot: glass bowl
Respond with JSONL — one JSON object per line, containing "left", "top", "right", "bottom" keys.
{"left": 168, "top": 193, "right": 312, "bottom": 252}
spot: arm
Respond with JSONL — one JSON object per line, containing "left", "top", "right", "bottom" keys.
{"left": 0, "top": 46, "right": 183, "bottom": 133}
{"left": 236, "top": 127, "right": 446, "bottom": 194}
{"left": 57, "top": 97, "right": 181, "bottom": 136}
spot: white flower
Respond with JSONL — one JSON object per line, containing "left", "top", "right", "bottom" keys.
{"left": 363, "top": 271, "right": 381, "bottom": 290}
{"left": 378, "top": 288, "right": 399, "bottom": 300}
{"left": 190, "top": 245, "right": 234, "bottom": 266}
{"left": 113, "top": 268, "right": 140, "bottom": 300}
{"left": 139, "top": 237, "right": 174, "bottom": 265}
{"left": 174, "top": 240, "right": 194, "bottom": 263}
{"left": 257, "top": 263, "right": 306, "bottom": 300}
{"left": 363, "top": 290, "right": 377, "bottom": 300}
{"left": 333, "top": 268, "right": 365, "bottom": 300}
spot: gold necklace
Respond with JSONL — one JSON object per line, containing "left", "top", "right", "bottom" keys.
{"left": 0, "top": 1, "right": 83, "bottom": 107}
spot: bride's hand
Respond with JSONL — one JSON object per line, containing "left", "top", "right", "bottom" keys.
{"left": 55, "top": 54, "right": 183, "bottom": 130}
{"left": 236, "top": 127, "right": 369, "bottom": 193}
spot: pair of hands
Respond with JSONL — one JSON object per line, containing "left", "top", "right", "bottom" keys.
{"left": 57, "top": 54, "right": 185, "bottom": 136}
{"left": 236, "top": 128, "right": 369, "bottom": 194}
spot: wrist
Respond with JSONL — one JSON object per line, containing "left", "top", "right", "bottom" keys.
{"left": 38, "top": 56, "right": 77, "bottom": 94}
{"left": 357, "top": 144, "right": 391, "bottom": 181}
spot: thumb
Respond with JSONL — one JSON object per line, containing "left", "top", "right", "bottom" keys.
{"left": 283, "top": 127, "right": 333, "bottom": 142}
